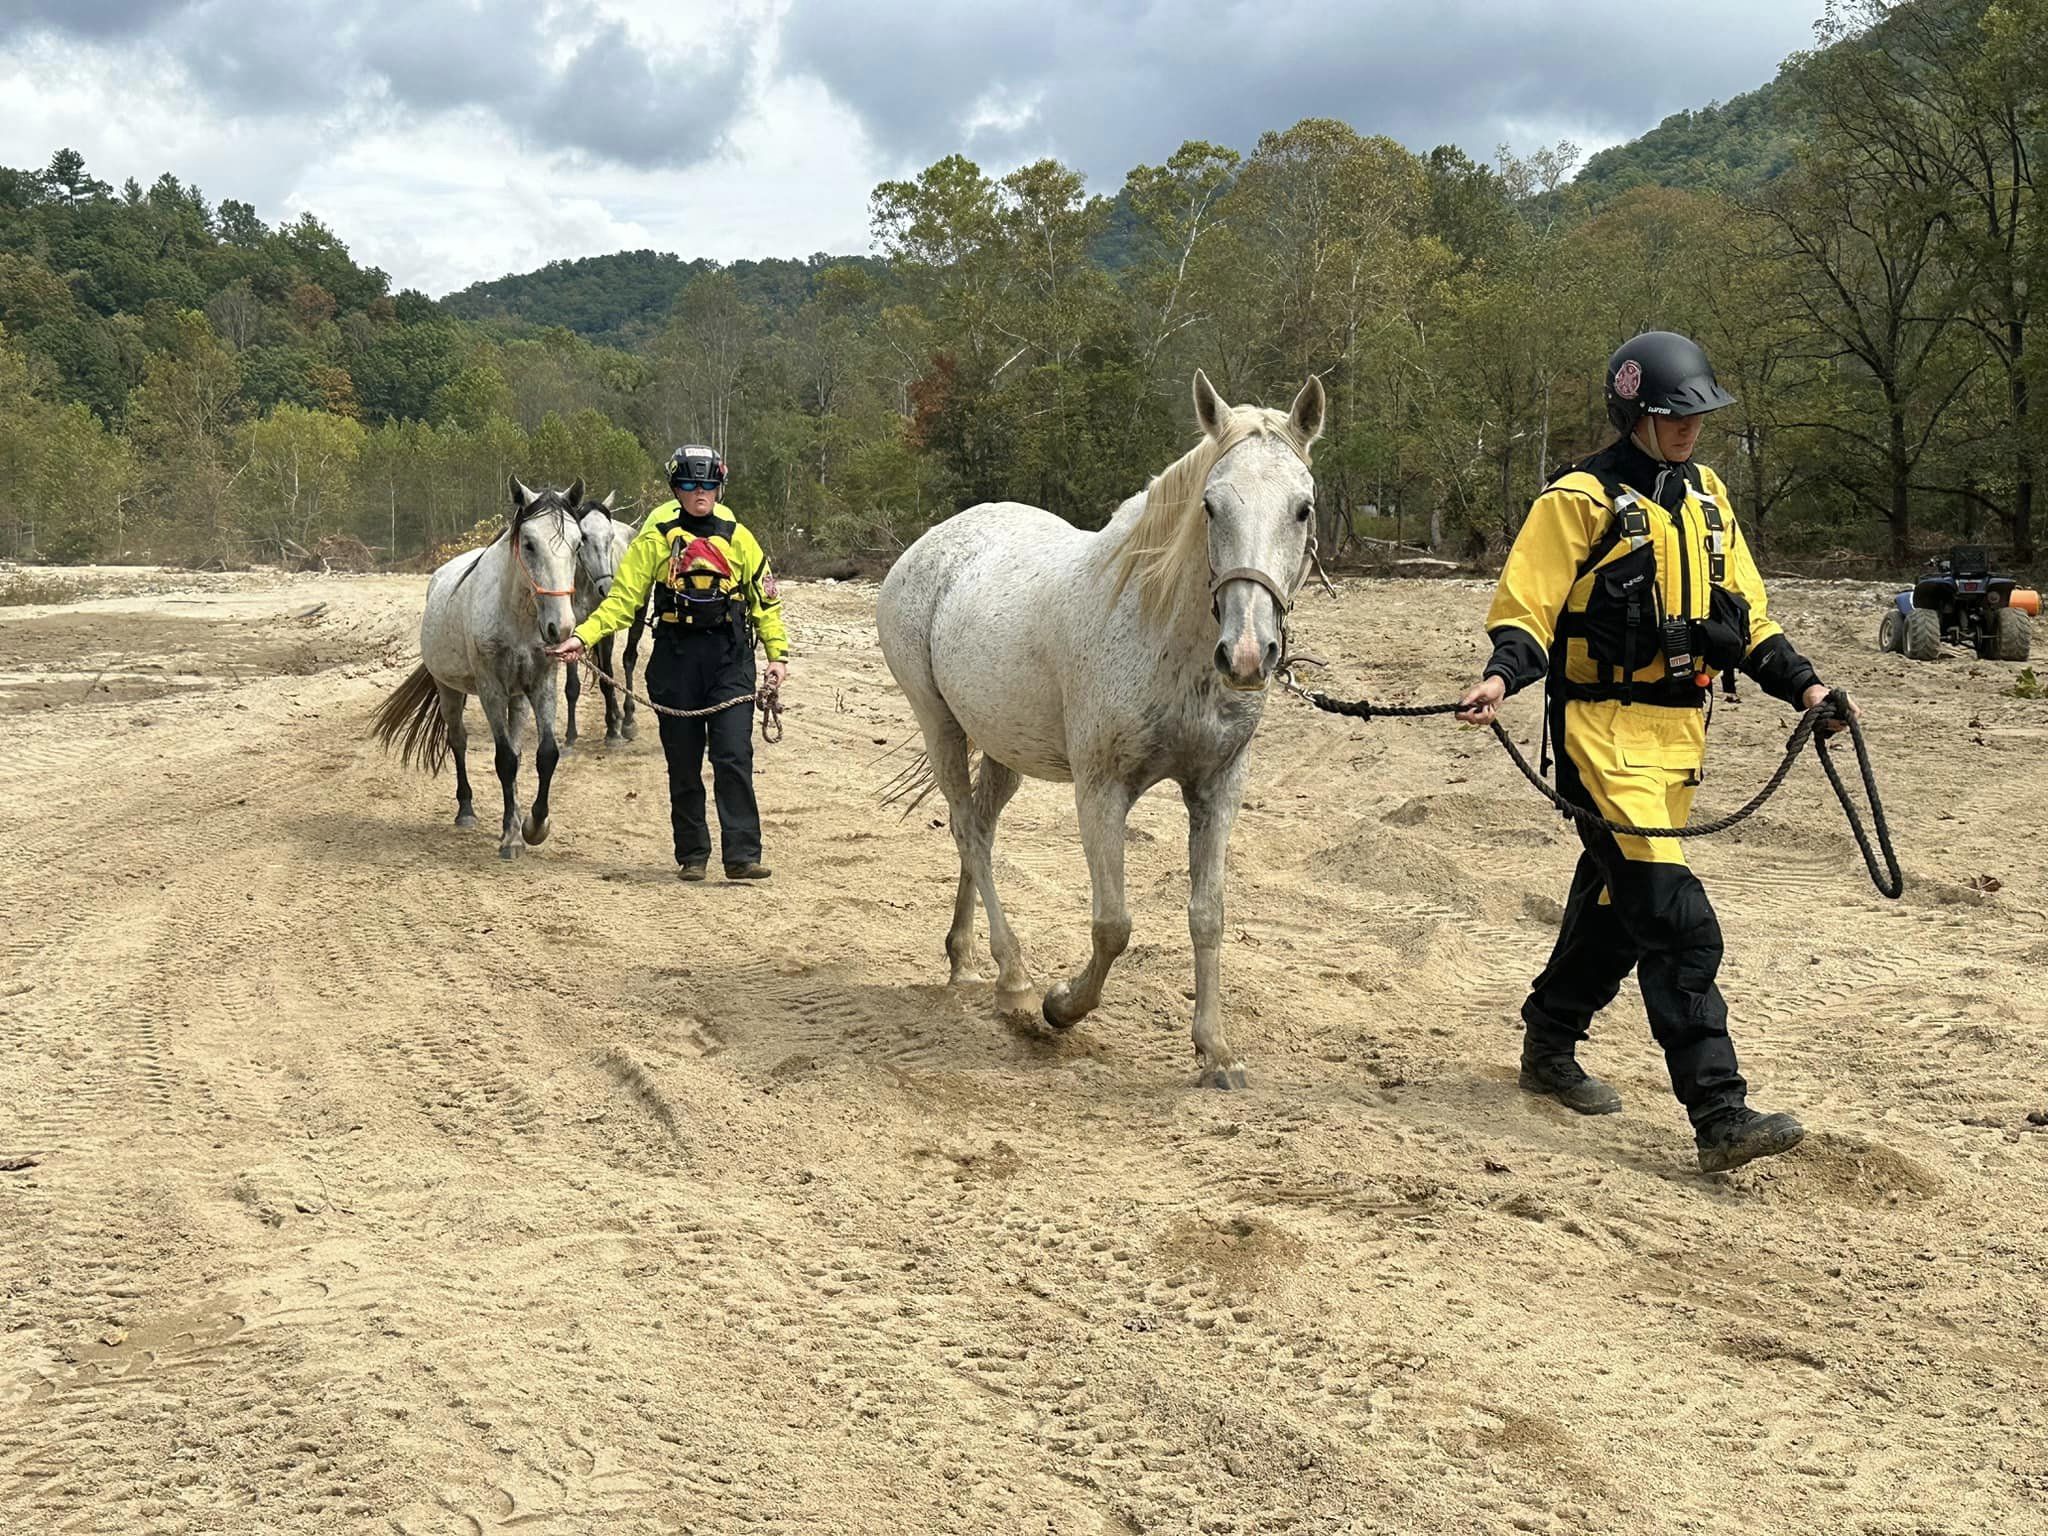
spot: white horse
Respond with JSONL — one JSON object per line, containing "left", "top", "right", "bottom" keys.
{"left": 564, "top": 494, "right": 642, "bottom": 747}
{"left": 877, "top": 371, "right": 1324, "bottom": 1088}
{"left": 372, "top": 478, "right": 586, "bottom": 859}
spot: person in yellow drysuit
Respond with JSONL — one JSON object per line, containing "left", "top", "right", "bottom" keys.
{"left": 549, "top": 446, "right": 789, "bottom": 882}
{"left": 1458, "top": 331, "right": 1852, "bottom": 1174}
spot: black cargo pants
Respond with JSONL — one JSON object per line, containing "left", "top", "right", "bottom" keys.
{"left": 644, "top": 622, "right": 761, "bottom": 868}
{"left": 1520, "top": 724, "right": 1748, "bottom": 1127}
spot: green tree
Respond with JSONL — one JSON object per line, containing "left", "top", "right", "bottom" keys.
{"left": 1802, "top": 0, "right": 2046, "bottom": 555}
{"left": 43, "top": 147, "right": 109, "bottom": 204}
{"left": 1754, "top": 122, "right": 1980, "bottom": 561}
{"left": 0, "top": 325, "right": 132, "bottom": 559}
{"left": 125, "top": 310, "right": 245, "bottom": 556}
{"left": 432, "top": 364, "right": 514, "bottom": 431}
{"left": 237, "top": 403, "right": 366, "bottom": 559}
{"left": 352, "top": 317, "right": 466, "bottom": 423}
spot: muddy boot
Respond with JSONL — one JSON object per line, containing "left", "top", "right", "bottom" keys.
{"left": 1696, "top": 1108, "right": 1805, "bottom": 1173}
{"left": 724, "top": 862, "right": 772, "bottom": 882}
{"left": 1519, "top": 1049, "right": 1623, "bottom": 1116}
{"left": 677, "top": 861, "right": 708, "bottom": 883}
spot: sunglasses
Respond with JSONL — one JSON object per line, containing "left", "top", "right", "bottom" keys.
{"left": 672, "top": 479, "right": 721, "bottom": 493}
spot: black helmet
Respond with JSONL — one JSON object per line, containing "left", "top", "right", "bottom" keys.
{"left": 1605, "top": 331, "right": 1736, "bottom": 434}
{"left": 664, "top": 444, "right": 727, "bottom": 490}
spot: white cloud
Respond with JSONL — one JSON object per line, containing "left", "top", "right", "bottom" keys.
{"left": 0, "top": 0, "right": 1824, "bottom": 297}
{"left": 963, "top": 85, "right": 1046, "bottom": 146}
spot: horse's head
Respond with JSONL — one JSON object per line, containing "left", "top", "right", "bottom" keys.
{"left": 507, "top": 476, "right": 585, "bottom": 646}
{"left": 574, "top": 491, "right": 624, "bottom": 605}
{"left": 1196, "top": 370, "right": 1325, "bottom": 690}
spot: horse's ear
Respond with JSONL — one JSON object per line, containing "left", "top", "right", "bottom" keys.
{"left": 1192, "top": 369, "right": 1228, "bottom": 439}
{"left": 509, "top": 476, "right": 535, "bottom": 516}
{"left": 565, "top": 478, "right": 585, "bottom": 508}
{"left": 1288, "top": 374, "right": 1327, "bottom": 447}
{"left": 600, "top": 489, "right": 616, "bottom": 511}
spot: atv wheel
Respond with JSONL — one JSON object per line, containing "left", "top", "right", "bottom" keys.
{"left": 1878, "top": 609, "right": 1904, "bottom": 654}
{"left": 1905, "top": 608, "right": 1943, "bottom": 661}
{"left": 1998, "top": 606, "right": 2031, "bottom": 661}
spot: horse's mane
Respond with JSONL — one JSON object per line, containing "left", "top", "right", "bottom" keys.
{"left": 1108, "top": 405, "right": 1313, "bottom": 622}
{"left": 507, "top": 490, "right": 578, "bottom": 548}
{"left": 452, "top": 490, "right": 575, "bottom": 594}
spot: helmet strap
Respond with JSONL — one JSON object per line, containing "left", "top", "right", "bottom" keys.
{"left": 1632, "top": 415, "right": 1693, "bottom": 467}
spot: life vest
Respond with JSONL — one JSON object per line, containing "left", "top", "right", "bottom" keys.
{"left": 1546, "top": 459, "right": 1748, "bottom": 710}
{"left": 655, "top": 512, "right": 748, "bottom": 633}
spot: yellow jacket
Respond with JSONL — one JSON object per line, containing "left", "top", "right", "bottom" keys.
{"left": 1482, "top": 440, "right": 1822, "bottom": 865}
{"left": 574, "top": 500, "right": 789, "bottom": 661}
{"left": 1483, "top": 441, "right": 1818, "bottom": 708}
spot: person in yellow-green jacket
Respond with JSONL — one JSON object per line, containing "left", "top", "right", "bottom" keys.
{"left": 548, "top": 446, "right": 789, "bottom": 882}
{"left": 1456, "top": 332, "right": 1856, "bottom": 1175}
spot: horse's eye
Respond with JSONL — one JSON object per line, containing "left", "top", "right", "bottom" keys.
{"left": 1203, "top": 497, "right": 1215, "bottom": 520}
{"left": 1298, "top": 504, "right": 1314, "bottom": 523}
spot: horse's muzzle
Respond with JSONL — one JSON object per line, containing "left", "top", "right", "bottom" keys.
{"left": 1212, "top": 578, "right": 1284, "bottom": 690}
{"left": 1214, "top": 637, "right": 1279, "bottom": 690}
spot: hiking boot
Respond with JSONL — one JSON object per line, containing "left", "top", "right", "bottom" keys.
{"left": 1696, "top": 1109, "right": 1806, "bottom": 1174}
{"left": 1518, "top": 1051, "right": 1623, "bottom": 1116}
{"left": 677, "top": 861, "right": 708, "bottom": 883}
{"left": 724, "top": 862, "right": 772, "bottom": 881}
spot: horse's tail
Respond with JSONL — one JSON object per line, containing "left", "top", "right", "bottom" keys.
{"left": 877, "top": 742, "right": 981, "bottom": 819}
{"left": 370, "top": 663, "right": 449, "bottom": 775}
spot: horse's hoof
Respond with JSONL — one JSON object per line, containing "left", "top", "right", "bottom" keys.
{"left": 1041, "top": 982, "right": 1085, "bottom": 1030}
{"left": 1196, "top": 1063, "right": 1249, "bottom": 1091}
{"left": 994, "top": 985, "right": 1038, "bottom": 1020}
{"left": 454, "top": 810, "right": 477, "bottom": 829}
{"left": 622, "top": 724, "right": 637, "bottom": 742}
{"left": 523, "top": 816, "right": 550, "bottom": 846}
{"left": 498, "top": 844, "right": 519, "bottom": 861}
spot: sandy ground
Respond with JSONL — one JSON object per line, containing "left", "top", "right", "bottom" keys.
{"left": 2, "top": 564, "right": 2045, "bottom": 1535}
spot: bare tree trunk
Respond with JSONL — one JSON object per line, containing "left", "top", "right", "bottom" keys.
{"left": 1744, "top": 426, "right": 1770, "bottom": 559}
{"left": 1498, "top": 444, "right": 1517, "bottom": 539}
{"left": 1888, "top": 404, "right": 1911, "bottom": 564}
{"left": 2012, "top": 318, "right": 2034, "bottom": 561}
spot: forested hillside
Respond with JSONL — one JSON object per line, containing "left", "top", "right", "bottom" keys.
{"left": 1574, "top": 75, "right": 1806, "bottom": 203}
{"left": 4, "top": 0, "right": 2043, "bottom": 572}
{"left": 440, "top": 250, "right": 887, "bottom": 350}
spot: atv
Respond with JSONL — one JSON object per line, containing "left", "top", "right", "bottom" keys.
{"left": 1880, "top": 544, "right": 2037, "bottom": 662}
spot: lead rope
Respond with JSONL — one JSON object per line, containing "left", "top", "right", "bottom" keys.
{"left": 573, "top": 652, "right": 784, "bottom": 745}
{"left": 1285, "top": 680, "right": 1902, "bottom": 898}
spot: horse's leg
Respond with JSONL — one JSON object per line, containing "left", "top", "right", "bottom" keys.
{"left": 563, "top": 651, "right": 581, "bottom": 747}
{"left": 1184, "top": 764, "right": 1250, "bottom": 1089}
{"left": 523, "top": 675, "right": 560, "bottom": 847}
{"left": 621, "top": 606, "right": 647, "bottom": 741}
{"left": 478, "top": 685, "right": 523, "bottom": 860}
{"left": 947, "top": 871, "right": 979, "bottom": 982}
{"left": 1043, "top": 777, "right": 1134, "bottom": 1029}
{"left": 947, "top": 757, "right": 1022, "bottom": 983}
{"left": 596, "top": 633, "right": 621, "bottom": 742}
{"left": 923, "top": 721, "right": 1032, "bottom": 1002}
{"left": 441, "top": 683, "right": 477, "bottom": 829}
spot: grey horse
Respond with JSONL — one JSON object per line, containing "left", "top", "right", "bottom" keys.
{"left": 563, "top": 494, "right": 642, "bottom": 747}
{"left": 877, "top": 371, "right": 1325, "bottom": 1088}
{"left": 372, "top": 478, "right": 586, "bottom": 859}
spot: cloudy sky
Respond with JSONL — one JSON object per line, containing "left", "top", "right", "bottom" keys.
{"left": 0, "top": 0, "right": 1823, "bottom": 297}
